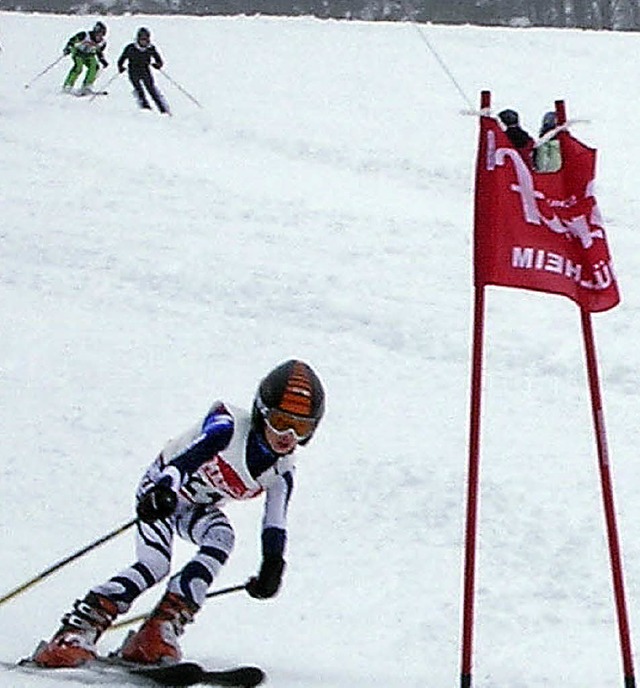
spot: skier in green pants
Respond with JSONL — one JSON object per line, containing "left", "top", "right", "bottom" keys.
{"left": 62, "top": 21, "right": 108, "bottom": 95}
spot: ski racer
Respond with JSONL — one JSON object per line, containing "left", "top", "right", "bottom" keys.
{"left": 32, "top": 359, "right": 325, "bottom": 668}
{"left": 62, "top": 21, "right": 108, "bottom": 95}
{"left": 117, "top": 28, "right": 170, "bottom": 114}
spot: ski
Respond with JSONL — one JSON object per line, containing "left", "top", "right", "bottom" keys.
{"left": 68, "top": 90, "right": 108, "bottom": 97}
{"left": 8, "top": 655, "right": 265, "bottom": 687}
{"left": 118, "top": 660, "right": 265, "bottom": 686}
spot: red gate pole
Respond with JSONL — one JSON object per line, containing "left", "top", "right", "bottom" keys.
{"left": 580, "top": 309, "right": 636, "bottom": 688}
{"left": 460, "top": 285, "right": 486, "bottom": 688}
{"left": 460, "top": 89, "right": 491, "bottom": 688}
{"left": 555, "top": 97, "right": 635, "bottom": 688}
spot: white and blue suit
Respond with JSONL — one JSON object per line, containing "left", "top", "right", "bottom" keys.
{"left": 92, "top": 402, "right": 295, "bottom": 612}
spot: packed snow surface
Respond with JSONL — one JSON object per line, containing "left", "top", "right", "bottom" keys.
{"left": 1, "top": 11, "right": 640, "bottom": 687}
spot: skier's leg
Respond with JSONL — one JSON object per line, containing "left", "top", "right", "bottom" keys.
{"left": 91, "top": 518, "right": 175, "bottom": 613}
{"left": 63, "top": 54, "right": 84, "bottom": 89}
{"left": 168, "top": 506, "right": 235, "bottom": 607}
{"left": 143, "top": 73, "right": 170, "bottom": 114}
{"left": 130, "top": 72, "right": 151, "bottom": 109}
{"left": 32, "top": 592, "right": 118, "bottom": 667}
{"left": 81, "top": 56, "right": 99, "bottom": 91}
{"left": 119, "top": 506, "right": 234, "bottom": 665}
{"left": 32, "top": 520, "right": 175, "bottom": 668}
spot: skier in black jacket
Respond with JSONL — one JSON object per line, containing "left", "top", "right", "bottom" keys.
{"left": 117, "top": 28, "right": 169, "bottom": 114}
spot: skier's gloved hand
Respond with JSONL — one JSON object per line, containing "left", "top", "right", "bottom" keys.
{"left": 118, "top": 66, "right": 125, "bottom": 73}
{"left": 137, "top": 484, "right": 177, "bottom": 523}
{"left": 152, "top": 63, "right": 161, "bottom": 69}
{"left": 101, "top": 60, "right": 109, "bottom": 69}
{"left": 63, "top": 46, "right": 71, "bottom": 55}
{"left": 246, "top": 556, "right": 286, "bottom": 599}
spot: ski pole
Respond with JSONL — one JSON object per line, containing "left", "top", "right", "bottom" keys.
{"left": 24, "top": 54, "right": 66, "bottom": 90}
{"left": 108, "top": 583, "right": 247, "bottom": 631}
{"left": 0, "top": 518, "right": 137, "bottom": 607}
{"left": 158, "top": 69, "right": 203, "bottom": 109}
{"left": 89, "top": 71, "right": 121, "bottom": 102}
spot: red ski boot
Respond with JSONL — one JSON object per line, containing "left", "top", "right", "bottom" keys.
{"left": 32, "top": 592, "right": 118, "bottom": 668}
{"left": 119, "top": 592, "right": 197, "bottom": 665}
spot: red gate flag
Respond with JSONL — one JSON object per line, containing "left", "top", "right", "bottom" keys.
{"left": 463, "top": 96, "right": 634, "bottom": 688}
{"left": 474, "top": 113, "right": 620, "bottom": 312}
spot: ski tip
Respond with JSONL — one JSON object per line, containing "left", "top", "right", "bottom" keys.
{"left": 242, "top": 666, "right": 266, "bottom": 686}
{"left": 212, "top": 666, "right": 266, "bottom": 687}
{"left": 17, "top": 640, "right": 46, "bottom": 665}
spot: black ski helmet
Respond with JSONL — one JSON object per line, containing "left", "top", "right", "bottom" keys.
{"left": 93, "top": 21, "right": 107, "bottom": 36}
{"left": 137, "top": 27, "right": 151, "bottom": 43}
{"left": 252, "top": 360, "right": 325, "bottom": 445}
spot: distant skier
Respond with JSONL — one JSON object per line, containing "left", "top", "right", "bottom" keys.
{"left": 62, "top": 21, "right": 108, "bottom": 95}
{"left": 117, "top": 28, "right": 170, "bottom": 114}
{"left": 534, "top": 110, "right": 562, "bottom": 173}
{"left": 498, "top": 109, "right": 534, "bottom": 156}
{"left": 32, "top": 360, "right": 325, "bottom": 668}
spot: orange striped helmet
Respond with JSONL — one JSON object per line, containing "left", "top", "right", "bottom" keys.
{"left": 253, "top": 360, "right": 325, "bottom": 445}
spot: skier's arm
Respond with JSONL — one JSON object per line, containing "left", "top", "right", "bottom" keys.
{"left": 246, "top": 470, "right": 294, "bottom": 599}
{"left": 117, "top": 45, "right": 129, "bottom": 73}
{"left": 157, "top": 404, "right": 235, "bottom": 492}
{"left": 151, "top": 46, "right": 163, "bottom": 70}
{"left": 135, "top": 407, "right": 234, "bottom": 522}
{"left": 98, "top": 43, "right": 108, "bottom": 68}
{"left": 261, "top": 470, "right": 294, "bottom": 557}
{"left": 63, "top": 31, "right": 85, "bottom": 55}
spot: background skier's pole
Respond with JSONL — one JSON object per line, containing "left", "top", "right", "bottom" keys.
{"left": 109, "top": 583, "right": 247, "bottom": 631}
{"left": 24, "top": 54, "right": 65, "bottom": 89}
{"left": 0, "top": 518, "right": 137, "bottom": 607}
{"left": 158, "top": 69, "right": 203, "bottom": 109}
{"left": 89, "top": 71, "right": 122, "bottom": 102}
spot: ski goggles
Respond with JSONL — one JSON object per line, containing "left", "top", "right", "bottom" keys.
{"left": 263, "top": 408, "right": 317, "bottom": 441}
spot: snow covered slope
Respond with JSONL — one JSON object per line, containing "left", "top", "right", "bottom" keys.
{"left": 1, "top": 12, "right": 640, "bottom": 687}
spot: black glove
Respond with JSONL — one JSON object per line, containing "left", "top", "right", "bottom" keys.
{"left": 498, "top": 108, "right": 519, "bottom": 127}
{"left": 246, "top": 556, "right": 286, "bottom": 599}
{"left": 152, "top": 63, "right": 161, "bottom": 69}
{"left": 101, "top": 60, "right": 109, "bottom": 69}
{"left": 63, "top": 47, "right": 71, "bottom": 55}
{"left": 137, "top": 484, "right": 177, "bottom": 523}
{"left": 118, "top": 66, "right": 125, "bottom": 74}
